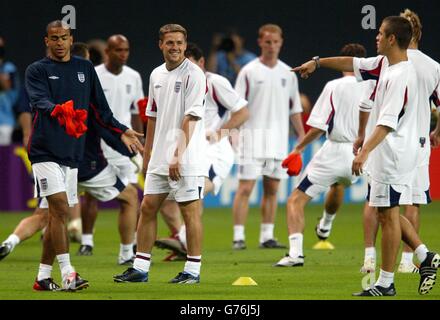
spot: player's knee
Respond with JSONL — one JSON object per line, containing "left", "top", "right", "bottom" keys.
{"left": 140, "top": 198, "right": 158, "bottom": 218}
{"left": 236, "top": 184, "right": 253, "bottom": 198}
{"left": 119, "top": 184, "right": 139, "bottom": 205}
{"left": 34, "top": 208, "right": 49, "bottom": 228}
{"left": 288, "top": 190, "right": 306, "bottom": 209}
{"left": 263, "top": 186, "right": 278, "bottom": 197}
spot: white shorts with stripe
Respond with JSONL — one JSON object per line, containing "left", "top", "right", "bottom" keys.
{"left": 367, "top": 179, "right": 413, "bottom": 207}
{"left": 296, "top": 140, "right": 358, "bottom": 198}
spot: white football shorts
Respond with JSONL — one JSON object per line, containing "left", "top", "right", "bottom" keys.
{"left": 296, "top": 140, "right": 358, "bottom": 198}
{"left": 237, "top": 157, "right": 286, "bottom": 180}
{"left": 144, "top": 173, "right": 205, "bottom": 203}
{"left": 411, "top": 164, "right": 431, "bottom": 205}
{"left": 78, "top": 164, "right": 127, "bottom": 202}
{"left": 32, "top": 161, "right": 78, "bottom": 207}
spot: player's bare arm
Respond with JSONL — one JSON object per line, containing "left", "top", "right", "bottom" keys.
{"left": 290, "top": 113, "right": 305, "bottom": 141}
{"left": 292, "top": 57, "right": 354, "bottom": 79}
{"left": 292, "top": 127, "right": 324, "bottom": 154}
{"left": 352, "top": 125, "right": 392, "bottom": 176}
{"left": 353, "top": 111, "right": 371, "bottom": 155}
{"left": 142, "top": 117, "right": 156, "bottom": 175}
{"left": 170, "top": 114, "right": 200, "bottom": 181}
{"left": 214, "top": 106, "right": 249, "bottom": 142}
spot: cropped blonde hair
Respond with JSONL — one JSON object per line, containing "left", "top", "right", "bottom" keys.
{"left": 258, "top": 24, "right": 283, "bottom": 38}
{"left": 159, "top": 24, "right": 187, "bottom": 41}
{"left": 400, "top": 9, "right": 422, "bottom": 43}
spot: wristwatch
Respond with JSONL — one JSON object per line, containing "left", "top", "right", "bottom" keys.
{"left": 312, "top": 56, "right": 320, "bottom": 68}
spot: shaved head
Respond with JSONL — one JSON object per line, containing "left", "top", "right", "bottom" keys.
{"left": 105, "top": 34, "right": 130, "bottom": 73}
{"left": 107, "top": 34, "right": 129, "bottom": 49}
{"left": 46, "top": 20, "right": 71, "bottom": 35}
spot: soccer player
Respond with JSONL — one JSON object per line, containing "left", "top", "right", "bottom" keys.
{"left": 113, "top": 24, "right": 207, "bottom": 284}
{"left": 232, "top": 24, "right": 304, "bottom": 250}
{"left": 154, "top": 42, "right": 249, "bottom": 260}
{"left": 274, "top": 43, "right": 374, "bottom": 267}
{"left": 0, "top": 109, "right": 137, "bottom": 267}
{"left": 294, "top": 16, "right": 440, "bottom": 296}
{"left": 24, "top": 21, "right": 143, "bottom": 291}
{"left": 357, "top": 9, "right": 440, "bottom": 274}
{"left": 77, "top": 35, "right": 144, "bottom": 259}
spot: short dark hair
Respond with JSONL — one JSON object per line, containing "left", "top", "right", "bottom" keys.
{"left": 185, "top": 42, "right": 204, "bottom": 61}
{"left": 340, "top": 43, "right": 366, "bottom": 58}
{"left": 46, "top": 20, "right": 70, "bottom": 35}
{"left": 382, "top": 16, "right": 413, "bottom": 49}
{"left": 71, "top": 42, "right": 89, "bottom": 59}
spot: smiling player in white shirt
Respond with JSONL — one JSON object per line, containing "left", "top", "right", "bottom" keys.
{"left": 114, "top": 24, "right": 207, "bottom": 284}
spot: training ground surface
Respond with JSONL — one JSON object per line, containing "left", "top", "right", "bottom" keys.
{"left": 0, "top": 203, "right": 439, "bottom": 300}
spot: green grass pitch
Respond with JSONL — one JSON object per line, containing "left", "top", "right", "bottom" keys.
{"left": 1, "top": 202, "right": 439, "bottom": 300}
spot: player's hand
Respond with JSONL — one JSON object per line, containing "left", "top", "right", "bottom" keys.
{"left": 353, "top": 136, "right": 365, "bottom": 155}
{"left": 292, "top": 60, "right": 316, "bottom": 79}
{"left": 169, "top": 156, "right": 181, "bottom": 181}
{"left": 352, "top": 150, "right": 368, "bottom": 176}
{"left": 22, "top": 133, "right": 30, "bottom": 149}
{"left": 122, "top": 129, "right": 144, "bottom": 154}
{"left": 430, "top": 130, "right": 440, "bottom": 148}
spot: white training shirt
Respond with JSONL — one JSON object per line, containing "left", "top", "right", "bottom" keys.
{"left": 354, "top": 58, "right": 419, "bottom": 185}
{"left": 145, "top": 59, "right": 207, "bottom": 176}
{"left": 235, "top": 58, "right": 302, "bottom": 159}
{"left": 307, "top": 76, "right": 375, "bottom": 143}
{"left": 355, "top": 52, "right": 440, "bottom": 167}
{"left": 96, "top": 64, "right": 145, "bottom": 161}
{"left": 205, "top": 72, "right": 247, "bottom": 133}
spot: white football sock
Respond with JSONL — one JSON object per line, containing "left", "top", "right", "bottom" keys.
{"left": 259, "top": 223, "right": 274, "bottom": 243}
{"left": 400, "top": 252, "right": 414, "bottom": 265}
{"left": 320, "top": 210, "right": 336, "bottom": 230}
{"left": 364, "top": 247, "right": 376, "bottom": 261}
{"left": 57, "top": 253, "right": 74, "bottom": 277}
{"left": 375, "top": 269, "right": 394, "bottom": 288}
{"left": 37, "top": 264, "right": 53, "bottom": 281}
{"left": 288, "top": 233, "right": 303, "bottom": 258}
{"left": 233, "top": 225, "right": 245, "bottom": 242}
{"left": 119, "top": 243, "right": 134, "bottom": 260}
{"left": 4, "top": 234, "right": 20, "bottom": 250}
{"left": 133, "top": 252, "right": 151, "bottom": 273}
{"left": 81, "top": 234, "right": 94, "bottom": 247}
{"left": 184, "top": 255, "right": 201, "bottom": 276}
{"left": 415, "top": 244, "right": 429, "bottom": 264}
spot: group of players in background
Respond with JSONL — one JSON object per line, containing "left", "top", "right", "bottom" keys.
{"left": 0, "top": 7, "right": 439, "bottom": 297}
